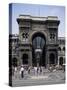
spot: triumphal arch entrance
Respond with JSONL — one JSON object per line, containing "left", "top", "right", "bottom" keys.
{"left": 17, "top": 15, "right": 60, "bottom": 67}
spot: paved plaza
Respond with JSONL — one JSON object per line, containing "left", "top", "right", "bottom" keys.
{"left": 12, "top": 69, "right": 65, "bottom": 87}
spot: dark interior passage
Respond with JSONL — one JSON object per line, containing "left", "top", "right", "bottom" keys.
{"left": 49, "top": 53, "right": 55, "bottom": 65}
{"left": 32, "top": 32, "right": 46, "bottom": 66}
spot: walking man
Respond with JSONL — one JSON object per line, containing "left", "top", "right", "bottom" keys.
{"left": 20, "top": 66, "right": 24, "bottom": 78}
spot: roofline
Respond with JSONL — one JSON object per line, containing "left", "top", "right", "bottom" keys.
{"left": 17, "top": 15, "right": 59, "bottom": 22}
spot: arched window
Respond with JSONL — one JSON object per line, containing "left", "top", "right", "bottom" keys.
{"left": 63, "top": 47, "right": 65, "bottom": 51}
{"left": 58, "top": 47, "right": 61, "bottom": 51}
{"left": 59, "top": 57, "right": 63, "bottom": 65}
{"left": 22, "top": 32, "right": 28, "bottom": 38}
{"left": 50, "top": 33, "right": 55, "bottom": 39}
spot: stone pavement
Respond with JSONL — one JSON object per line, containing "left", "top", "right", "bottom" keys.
{"left": 12, "top": 69, "right": 65, "bottom": 87}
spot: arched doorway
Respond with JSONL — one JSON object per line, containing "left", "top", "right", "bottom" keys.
{"left": 59, "top": 57, "right": 63, "bottom": 65}
{"left": 32, "top": 32, "right": 46, "bottom": 66}
{"left": 49, "top": 53, "right": 55, "bottom": 65}
{"left": 22, "top": 54, "right": 28, "bottom": 64}
{"left": 12, "top": 57, "right": 17, "bottom": 67}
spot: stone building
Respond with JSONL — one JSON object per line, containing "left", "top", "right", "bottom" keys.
{"left": 9, "top": 34, "right": 19, "bottom": 67}
{"left": 58, "top": 37, "right": 65, "bottom": 66}
{"left": 10, "top": 15, "right": 65, "bottom": 68}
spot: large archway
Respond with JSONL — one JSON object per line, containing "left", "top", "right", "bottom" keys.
{"left": 32, "top": 32, "right": 46, "bottom": 66}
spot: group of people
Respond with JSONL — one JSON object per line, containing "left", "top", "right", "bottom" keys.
{"left": 34, "top": 66, "right": 43, "bottom": 75}
{"left": 12, "top": 64, "right": 65, "bottom": 79}
{"left": 20, "top": 66, "right": 43, "bottom": 78}
{"left": 12, "top": 65, "right": 43, "bottom": 79}
{"left": 12, "top": 65, "right": 24, "bottom": 78}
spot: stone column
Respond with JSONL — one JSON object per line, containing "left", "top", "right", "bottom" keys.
{"left": 56, "top": 50, "right": 58, "bottom": 65}
{"left": 58, "top": 56, "right": 59, "bottom": 65}
{"left": 46, "top": 50, "right": 50, "bottom": 68}
{"left": 28, "top": 50, "right": 32, "bottom": 66}
{"left": 19, "top": 50, "right": 23, "bottom": 66}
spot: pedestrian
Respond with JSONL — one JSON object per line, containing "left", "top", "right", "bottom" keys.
{"left": 20, "top": 66, "right": 24, "bottom": 78}
{"left": 28, "top": 66, "right": 31, "bottom": 74}
{"left": 37, "top": 67, "right": 39, "bottom": 75}
{"left": 40, "top": 67, "right": 42, "bottom": 74}
{"left": 14, "top": 66, "right": 17, "bottom": 78}
{"left": 34, "top": 67, "right": 37, "bottom": 75}
{"left": 12, "top": 66, "right": 14, "bottom": 76}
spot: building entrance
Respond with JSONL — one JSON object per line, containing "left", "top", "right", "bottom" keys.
{"left": 49, "top": 53, "right": 55, "bottom": 65}
{"left": 32, "top": 32, "right": 46, "bottom": 66}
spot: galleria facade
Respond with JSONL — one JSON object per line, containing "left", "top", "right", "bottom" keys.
{"left": 10, "top": 15, "right": 65, "bottom": 68}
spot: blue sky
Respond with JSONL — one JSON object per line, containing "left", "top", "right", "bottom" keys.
{"left": 11, "top": 3, "right": 65, "bottom": 37}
